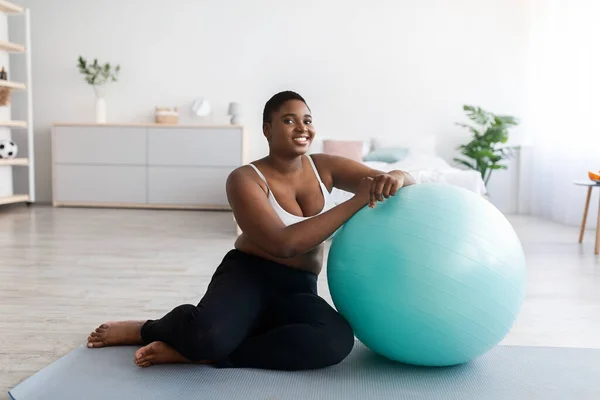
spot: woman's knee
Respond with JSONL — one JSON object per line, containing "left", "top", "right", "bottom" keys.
{"left": 319, "top": 314, "right": 355, "bottom": 366}
{"left": 189, "top": 326, "right": 237, "bottom": 361}
{"left": 159, "top": 304, "right": 236, "bottom": 362}
{"left": 170, "top": 304, "right": 198, "bottom": 320}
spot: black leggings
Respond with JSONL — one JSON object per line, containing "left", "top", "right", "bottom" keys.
{"left": 140, "top": 249, "right": 355, "bottom": 370}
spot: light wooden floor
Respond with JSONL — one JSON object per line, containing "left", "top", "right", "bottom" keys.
{"left": 2, "top": 206, "right": 600, "bottom": 396}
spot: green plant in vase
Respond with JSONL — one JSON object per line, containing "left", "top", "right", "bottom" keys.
{"left": 454, "top": 105, "right": 519, "bottom": 186}
{"left": 77, "top": 56, "right": 120, "bottom": 123}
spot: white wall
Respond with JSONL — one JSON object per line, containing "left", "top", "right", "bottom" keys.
{"left": 12, "top": 0, "right": 529, "bottom": 204}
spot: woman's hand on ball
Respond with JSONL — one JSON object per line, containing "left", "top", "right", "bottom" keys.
{"left": 351, "top": 170, "right": 414, "bottom": 209}
{"left": 353, "top": 174, "right": 401, "bottom": 208}
{"left": 369, "top": 174, "right": 401, "bottom": 208}
{"left": 353, "top": 177, "right": 375, "bottom": 207}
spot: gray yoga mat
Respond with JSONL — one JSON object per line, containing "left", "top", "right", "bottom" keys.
{"left": 9, "top": 342, "right": 599, "bottom": 400}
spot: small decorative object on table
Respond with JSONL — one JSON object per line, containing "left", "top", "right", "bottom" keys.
{"left": 588, "top": 170, "right": 600, "bottom": 183}
{"left": 0, "top": 66, "right": 10, "bottom": 106}
{"left": 155, "top": 107, "right": 179, "bottom": 124}
{"left": 77, "top": 56, "right": 121, "bottom": 124}
{"left": 0, "top": 139, "right": 18, "bottom": 159}
{"left": 228, "top": 102, "right": 241, "bottom": 125}
{"left": 192, "top": 98, "right": 211, "bottom": 118}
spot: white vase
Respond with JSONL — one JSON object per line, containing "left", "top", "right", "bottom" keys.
{"left": 95, "top": 97, "right": 106, "bottom": 123}
{"left": 93, "top": 85, "right": 107, "bottom": 124}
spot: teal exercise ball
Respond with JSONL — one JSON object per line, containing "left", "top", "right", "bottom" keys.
{"left": 327, "top": 183, "right": 526, "bottom": 367}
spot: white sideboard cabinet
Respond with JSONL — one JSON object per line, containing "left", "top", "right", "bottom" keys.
{"left": 51, "top": 123, "right": 248, "bottom": 210}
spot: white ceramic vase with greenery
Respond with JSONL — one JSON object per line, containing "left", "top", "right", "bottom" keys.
{"left": 77, "top": 56, "right": 120, "bottom": 123}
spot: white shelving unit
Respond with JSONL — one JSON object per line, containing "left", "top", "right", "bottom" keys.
{"left": 0, "top": 0, "right": 34, "bottom": 206}
{"left": 0, "top": 0, "right": 22, "bottom": 13}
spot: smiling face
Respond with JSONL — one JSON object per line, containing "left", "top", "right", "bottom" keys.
{"left": 263, "top": 99, "right": 315, "bottom": 157}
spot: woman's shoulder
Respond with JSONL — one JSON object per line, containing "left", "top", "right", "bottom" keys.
{"left": 306, "top": 153, "right": 339, "bottom": 174}
{"left": 228, "top": 164, "right": 258, "bottom": 182}
{"left": 229, "top": 157, "right": 265, "bottom": 177}
{"left": 308, "top": 152, "right": 346, "bottom": 166}
{"left": 310, "top": 153, "right": 363, "bottom": 170}
{"left": 226, "top": 161, "right": 268, "bottom": 194}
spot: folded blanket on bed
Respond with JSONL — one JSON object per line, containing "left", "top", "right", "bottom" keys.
{"left": 328, "top": 152, "right": 487, "bottom": 205}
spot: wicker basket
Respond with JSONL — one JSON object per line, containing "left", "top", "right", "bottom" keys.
{"left": 155, "top": 107, "right": 179, "bottom": 124}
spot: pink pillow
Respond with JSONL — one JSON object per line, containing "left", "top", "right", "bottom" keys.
{"left": 322, "top": 140, "right": 363, "bottom": 162}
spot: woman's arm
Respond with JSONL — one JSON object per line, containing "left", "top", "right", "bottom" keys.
{"left": 226, "top": 167, "right": 373, "bottom": 259}
{"left": 311, "top": 154, "right": 417, "bottom": 207}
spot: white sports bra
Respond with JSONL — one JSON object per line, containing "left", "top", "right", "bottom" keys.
{"left": 248, "top": 156, "right": 336, "bottom": 226}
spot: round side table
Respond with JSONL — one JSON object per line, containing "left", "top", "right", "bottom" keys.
{"left": 574, "top": 180, "right": 600, "bottom": 254}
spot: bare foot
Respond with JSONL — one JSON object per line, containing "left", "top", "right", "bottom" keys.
{"left": 87, "top": 320, "right": 146, "bottom": 348}
{"left": 134, "top": 341, "right": 196, "bottom": 368}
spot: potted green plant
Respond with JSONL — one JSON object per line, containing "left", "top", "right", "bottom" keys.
{"left": 77, "top": 56, "right": 120, "bottom": 123}
{"left": 454, "top": 105, "right": 519, "bottom": 187}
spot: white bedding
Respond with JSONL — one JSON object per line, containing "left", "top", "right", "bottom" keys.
{"left": 329, "top": 151, "right": 487, "bottom": 205}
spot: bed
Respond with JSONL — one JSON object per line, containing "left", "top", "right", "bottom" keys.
{"left": 310, "top": 136, "right": 487, "bottom": 205}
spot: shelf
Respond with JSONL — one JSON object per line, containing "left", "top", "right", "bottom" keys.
{"left": 0, "top": 2, "right": 33, "bottom": 209}
{"left": 52, "top": 122, "right": 244, "bottom": 129}
{"left": 0, "top": 40, "right": 25, "bottom": 53}
{"left": 0, "top": 0, "right": 23, "bottom": 13}
{"left": 0, "top": 80, "right": 25, "bottom": 90}
{"left": 0, "top": 120, "right": 27, "bottom": 128}
{"left": 0, "top": 194, "right": 29, "bottom": 205}
{"left": 0, "top": 158, "right": 28, "bottom": 166}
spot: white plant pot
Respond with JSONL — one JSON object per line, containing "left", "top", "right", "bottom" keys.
{"left": 93, "top": 85, "right": 107, "bottom": 124}
{"left": 96, "top": 97, "right": 106, "bottom": 123}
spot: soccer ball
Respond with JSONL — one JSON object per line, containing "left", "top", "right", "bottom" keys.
{"left": 0, "top": 139, "right": 18, "bottom": 159}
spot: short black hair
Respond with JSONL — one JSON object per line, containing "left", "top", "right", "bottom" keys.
{"left": 262, "top": 91, "right": 310, "bottom": 124}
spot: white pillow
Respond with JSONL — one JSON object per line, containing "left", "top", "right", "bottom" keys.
{"left": 371, "top": 135, "right": 437, "bottom": 156}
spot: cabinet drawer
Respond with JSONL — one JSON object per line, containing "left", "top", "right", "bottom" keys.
{"left": 53, "top": 127, "right": 147, "bottom": 165}
{"left": 148, "top": 167, "right": 232, "bottom": 206}
{"left": 54, "top": 165, "right": 147, "bottom": 204}
{"left": 147, "top": 128, "right": 242, "bottom": 167}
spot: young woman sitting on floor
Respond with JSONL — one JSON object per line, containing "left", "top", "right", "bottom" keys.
{"left": 86, "top": 90, "right": 416, "bottom": 370}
